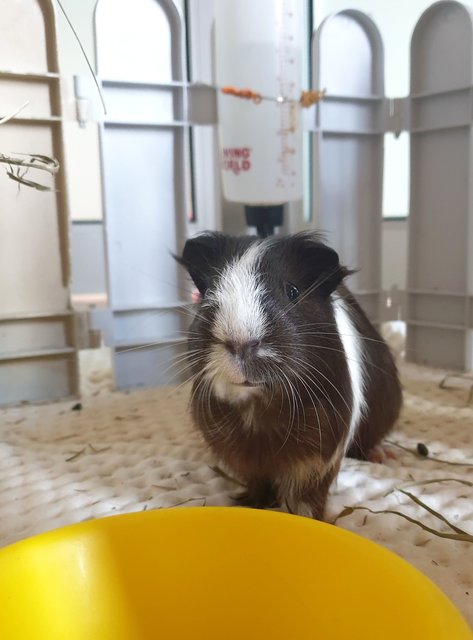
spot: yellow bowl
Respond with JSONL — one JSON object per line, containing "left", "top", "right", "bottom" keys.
{"left": 0, "top": 507, "right": 470, "bottom": 639}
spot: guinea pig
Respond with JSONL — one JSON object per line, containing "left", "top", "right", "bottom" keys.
{"left": 177, "top": 231, "right": 402, "bottom": 520}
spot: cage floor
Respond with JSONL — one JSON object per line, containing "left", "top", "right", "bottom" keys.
{"left": 0, "top": 360, "right": 472, "bottom": 627}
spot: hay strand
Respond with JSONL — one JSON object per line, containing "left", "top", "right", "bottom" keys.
{"left": 333, "top": 487, "right": 473, "bottom": 543}
{"left": 0, "top": 152, "right": 59, "bottom": 191}
{"left": 334, "top": 505, "right": 473, "bottom": 542}
{"left": 0, "top": 100, "right": 30, "bottom": 124}
{"left": 384, "top": 477, "right": 473, "bottom": 497}
{"left": 208, "top": 464, "right": 245, "bottom": 486}
{"left": 386, "top": 439, "right": 473, "bottom": 468}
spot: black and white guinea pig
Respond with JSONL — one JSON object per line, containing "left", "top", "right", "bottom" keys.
{"left": 177, "top": 231, "right": 402, "bottom": 520}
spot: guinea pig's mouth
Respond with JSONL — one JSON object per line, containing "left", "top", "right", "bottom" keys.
{"left": 235, "top": 380, "right": 261, "bottom": 388}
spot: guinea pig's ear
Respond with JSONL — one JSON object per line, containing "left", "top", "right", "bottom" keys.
{"left": 175, "top": 232, "right": 226, "bottom": 295}
{"left": 296, "top": 236, "right": 352, "bottom": 296}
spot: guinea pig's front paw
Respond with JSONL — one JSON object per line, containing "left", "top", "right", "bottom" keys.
{"left": 366, "top": 443, "right": 397, "bottom": 464}
{"left": 290, "top": 501, "right": 317, "bottom": 519}
{"left": 232, "top": 479, "right": 279, "bottom": 510}
{"left": 286, "top": 499, "right": 326, "bottom": 520}
{"left": 284, "top": 473, "right": 336, "bottom": 521}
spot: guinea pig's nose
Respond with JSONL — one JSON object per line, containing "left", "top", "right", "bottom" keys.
{"left": 224, "top": 339, "right": 261, "bottom": 358}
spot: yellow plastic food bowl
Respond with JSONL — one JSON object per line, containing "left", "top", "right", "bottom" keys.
{"left": 0, "top": 507, "right": 470, "bottom": 639}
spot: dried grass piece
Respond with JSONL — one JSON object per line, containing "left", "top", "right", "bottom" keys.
{"left": 6, "top": 172, "right": 51, "bottom": 191}
{"left": 208, "top": 465, "right": 245, "bottom": 487}
{"left": 65, "top": 448, "right": 87, "bottom": 462}
{"left": 66, "top": 443, "right": 110, "bottom": 461}
{"left": 0, "top": 152, "right": 59, "bottom": 191}
{"left": 170, "top": 497, "right": 206, "bottom": 508}
{"left": 87, "top": 444, "right": 111, "bottom": 454}
{"left": 334, "top": 487, "right": 473, "bottom": 542}
{"left": 384, "top": 477, "right": 473, "bottom": 497}
{"left": 333, "top": 505, "right": 473, "bottom": 542}
{"left": 398, "top": 489, "right": 470, "bottom": 536}
{"left": 0, "top": 101, "right": 29, "bottom": 124}
{"left": 386, "top": 439, "right": 473, "bottom": 468}
{"left": 414, "top": 538, "right": 431, "bottom": 547}
{"left": 152, "top": 484, "right": 177, "bottom": 491}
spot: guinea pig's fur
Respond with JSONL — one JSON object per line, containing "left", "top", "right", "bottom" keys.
{"left": 177, "top": 232, "right": 402, "bottom": 519}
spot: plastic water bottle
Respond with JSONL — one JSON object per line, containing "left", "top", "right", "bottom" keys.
{"left": 215, "top": 0, "right": 304, "bottom": 205}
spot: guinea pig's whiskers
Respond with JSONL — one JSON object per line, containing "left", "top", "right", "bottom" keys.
{"left": 284, "top": 353, "right": 352, "bottom": 420}
{"left": 296, "top": 372, "right": 323, "bottom": 451}
{"left": 286, "top": 363, "right": 318, "bottom": 444}
{"left": 159, "top": 352, "right": 200, "bottom": 377}
{"left": 169, "top": 360, "right": 206, "bottom": 391}
{"left": 295, "top": 343, "right": 397, "bottom": 380}
{"left": 286, "top": 356, "right": 331, "bottom": 423}
{"left": 155, "top": 346, "right": 207, "bottom": 375}
{"left": 199, "top": 377, "right": 240, "bottom": 442}
{"left": 115, "top": 333, "right": 191, "bottom": 356}
{"left": 273, "top": 362, "right": 303, "bottom": 454}
{"left": 197, "top": 379, "right": 213, "bottom": 430}
{"left": 270, "top": 360, "right": 291, "bottom": 419}
{"left": 284, "top": 354, "right": 344, "bottom": 444}
{"left": 284, "top": 343, "right": 338, "bottom": 378}
{"left": 189, "top": 373, "right": 210, "bottom": 410}
{"left": 206, "top": 374, "right": 216, "bottom": 422}
{"left": 273, "top": 364, "right": 290, "bottom": 420}
{"left": 283, "top": 368, "right": 301, "bottom": 438}
{"left": 303, "top": 371, "right": 340, "bottom": 448}
{"left": 213, "top": 408, "right": 240, "bottom": 440}
{"left": 111, "top": 256, "right": 196, "bottom": 297}
{"left": 276, "top": 365, "right": 302, "bottom": 438}
{"left": 297, "top": 328, "right": 389, "bottom": 347}
{"left": 184, "top": 308, "right": 213, "bottom": 325}
{"left": 265, "top": 377, "right": 277, "bottom": 407}
{"left": 165, "top": 358, "right": 195, "bottom": 380}
{"left": 288, "top": 352, "right": 351, "bottom": 415}
{"left": 173, "top": 369, "right": 201, "bottom": 393}
{"left": 285, "top": 363, "right": 308, "bottom": 444}
{"left": 299, "top": 369, "right": 331, "bottom": 438}
{"left": 289, "top": 369, "right": 324, "bottom": 453}
{"left": 294, "top": 321, "right": 338, "bottom": 329}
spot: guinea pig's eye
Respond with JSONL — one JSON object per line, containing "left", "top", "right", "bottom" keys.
{"left": 285, "top": 282, "right": 299, "bottom": 301}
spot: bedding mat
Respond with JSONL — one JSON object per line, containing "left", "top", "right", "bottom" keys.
{"left": 0, "top": 361, "right": 472, "bottom": 627}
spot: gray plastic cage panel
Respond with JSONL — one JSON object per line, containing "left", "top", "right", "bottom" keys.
{"left": 185, "top": 0, "right": 222, "bottom": 234}
{"left": 95, "top": 0, "right": 191, "bottom": 390}
{"left": 312, "top": 10, "right": 385, "bottom": 323}
{"left": 0, "top": 0, "right": 78, "bottom": 406}
{"left": 0, "top": 356, "right": 76, "bottom": 406}
{"left": 0, "top": 312, "right": 76, "bottom": 405}
{"left": 407, "top": 0, "right": 473, "bottom": 370}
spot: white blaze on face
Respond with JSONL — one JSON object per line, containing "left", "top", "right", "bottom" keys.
{"left": 211, "top": 243, "right": 267, "bottom": 344}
